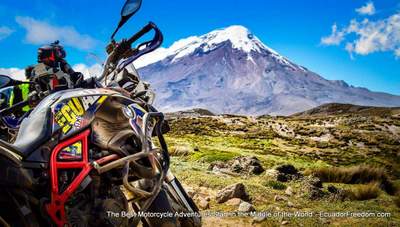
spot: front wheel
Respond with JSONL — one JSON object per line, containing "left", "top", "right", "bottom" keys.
{"left": 164, "top": 179, "right": 202, "bottom": 227}
{"left": 139, "top": 179, "right": 202, "bottom": 227}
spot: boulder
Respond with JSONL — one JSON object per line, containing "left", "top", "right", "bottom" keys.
{"left": 198, "top": 197, "right": 210, "bottom": 210}
{"left": 238, "top": 201, "right": 255, "bottom": 212}
{"left": 225, "top": 198, "right": 242, "bottom": 207}
{"left": 276, "top": 164, "right": 298, "bottom": 175}
{"left": 265, "top": 169, "right": 279, "bottom": 178}
{"left": 285, "top": 186, "right": 294, "bottom": 196}
{"left": 301, "top": 175, "right": 326, "bottom": 200}
{"left": 209, "top": 156, "right": 265, "bottom": 175}
{"left": 274, "top": 164, "right": 302, "bottom": 182}
{"left": 216, "top": 183, "right": 250, "bottom": 203}
{"left": 327, "top": 185, "right": 347, "bottom": 201}
{"left": 252, "top": 216, "right": 267, "bottom": 224}
{"left": 274, "top": 195, "right": 288, "bottom": 202}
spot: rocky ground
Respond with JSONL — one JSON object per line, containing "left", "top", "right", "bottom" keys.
{"left": 165, "top": 104, "right": 400, "bottom": 226}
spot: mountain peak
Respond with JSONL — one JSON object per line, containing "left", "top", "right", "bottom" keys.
{"left": 135, "top": 25, "right": 280, "bottom": 68}
{"left": 202, "top": 25, "right": 264, "bottom": 53}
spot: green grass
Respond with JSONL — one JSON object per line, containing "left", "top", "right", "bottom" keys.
{"left": 165, "top": 114, "right": 400, "bottom": 226}
{"left": 264, "top": 180, "right": 287, "bottom": 190}
{"left": 190, "top": 149, "right": 240, "bottom": 162}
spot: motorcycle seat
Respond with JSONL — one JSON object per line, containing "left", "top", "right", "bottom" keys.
{"left": 11, "top": 108, "right": 52, "bottom": 157}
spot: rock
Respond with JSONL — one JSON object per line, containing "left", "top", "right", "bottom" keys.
{"left": 216, "top": 183, "right": 250, "bottom": 203}
{"left": 225, "top": 198, "right": 242, "bottom": 207}
{"left": 277, "top": 173, "right": 289, "bottom": 182}
{"left": 248, "top": 165, "right": 264, "bottom": 175}
{"left": 281, "top": 220, "right": 289, "bottom": 225}
{"left": 301, "top": 176, "right": 326, "bottom": 200}
{"left": 198, "top": 198, "right": 210, "bottom": 210}
{"left": 171, "top": 146, "right": 191, "bottom": 156}
{"left": 287, "top": 201, "right": 294, "bottom": 207}
{"left": 320, "top": 217, "right": 331, "bottom": 225}
{"left": 265, "top": 169, "right": 279, "bottom": 178}
{"left": 285, "top": 186, "right": 294, "bottom": 196}
{"left": 208, "top": 161, "right": 225, "bottom": 171}
{"left": 327, "top": 185, "right": 337, "bottom": 193}
{"left": 238, "top": 201, "right": 255, "bottom": 212}
{"left": 327, "top": 185, "right": 347, "bottom": 201}
{"left": 252, "top": 216, "right": 267, "bottom": 224}
{"left": 210, "top": 156, "right": 265, "bottom": 175}
{"left": 306, "top": 176, "right": 323, "bottom": 188}
{"left": 274, "top": 195, "right": 288, "bottom": 202}
{"left": 273, "top": 164, "right": 303, "bottom": 182}
{"left": 186, "top": 187, "right": 196, "bottom": 198}
{"left": 276, "top": 164, "right": 298, "bottom": 175}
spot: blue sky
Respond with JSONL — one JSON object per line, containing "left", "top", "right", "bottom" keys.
{"left": 0, "top": 0, "right": 399, "bottom": 94}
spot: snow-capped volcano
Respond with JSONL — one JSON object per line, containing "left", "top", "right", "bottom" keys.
{"left": 136, "top": 25, "right": 297, "bottom": 69}
{"left": 136, "top": 25, "right": 400, "bottom": 115}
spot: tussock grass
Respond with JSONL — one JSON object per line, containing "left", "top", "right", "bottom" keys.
{"left": 311, "top": 165, "right": 397, "bottom": 195}
{"left": 169, "top": 145, "right": 192, "bottom": 156}
{"left": 346, "top": 183, "right": 380, "bottom": 201}
{"left": 264, "top": 180, "right": 287, "bottom": 190}
{"left": 394, "top": 195, "right": 400, "bottom": 208}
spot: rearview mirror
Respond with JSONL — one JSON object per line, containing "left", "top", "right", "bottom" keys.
{"left": 121, "top": 0, "right": 142, "bottom": 17}
{"left": 111, "top": 0, "right": 143, "bottom": 39}
{"left": 0, "top": 75, "right": 12, "bottom": 89}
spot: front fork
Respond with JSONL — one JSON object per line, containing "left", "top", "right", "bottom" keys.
{"left": 164, "top": 169, "right": 200, "bottom": 214}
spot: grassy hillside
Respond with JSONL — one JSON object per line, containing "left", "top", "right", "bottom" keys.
{"left": 165, "top": 106, "right": 400, "bottom": 226}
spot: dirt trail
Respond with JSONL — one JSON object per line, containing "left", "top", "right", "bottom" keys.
{"left": 202, "top": 217, "right": 255, "bottom": 227}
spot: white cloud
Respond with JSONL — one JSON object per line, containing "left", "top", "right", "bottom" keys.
{"left": 321, "top": 23, "right": 346, "bottom": 45}
{"left": 15, "top": 16, "right": 97, "bottom": 50}
{"left": 321, "top": 12, "right": 400, "bottom": 58}
{"left": 72, "top": 63, "right": 102, "bottom": 78}
{"left": 356, "top": 1, "right": 376, "bottom": 16}
{"left": 0, "top": 68, "right": 25, "bottom": 81}
{"left": 0, "top": 63, "right": 102, "bottom": 82}
{"left": 0, "top": 26, "right": 14, "bottom": 41}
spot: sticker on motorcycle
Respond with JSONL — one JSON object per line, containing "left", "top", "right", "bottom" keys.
{"left": 54, "top": 96, "right": 107, "bottom": 134}
{"left": 54, "top": 98, "right": 85, "bottom": 134}
{"left": 58, "top": 141, "right": 82, "bottom": 161}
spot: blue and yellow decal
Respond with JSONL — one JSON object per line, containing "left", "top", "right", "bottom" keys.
{"left": 58, "top": 141, "right": 82, "bottom": 161}
{"left": 53, "top": 95, "right": 107, "bottom": 135}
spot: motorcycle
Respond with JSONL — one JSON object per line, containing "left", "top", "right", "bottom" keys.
{"left": 0, "top": 0, "right": 201, "bottom": 226}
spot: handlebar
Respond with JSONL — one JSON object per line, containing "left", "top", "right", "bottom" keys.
{"left": 127, "top": 22, "right": 157, "bottom": 46}
{"left": 117, "top": 22, "right": 163, "bottom": 71}
{"left": 99, "top": 22, "right": 164, "bottom": 82}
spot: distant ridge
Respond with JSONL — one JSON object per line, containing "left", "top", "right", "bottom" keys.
{"left": 292, "top": 103, "right": 400, "bottom": 117}
{"left": 166, "top": 108, "right": 215, "bottom": 118}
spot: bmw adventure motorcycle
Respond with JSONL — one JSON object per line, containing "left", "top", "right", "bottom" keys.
{"left": 0, "top": 0, "right": 201, "bottom": 226}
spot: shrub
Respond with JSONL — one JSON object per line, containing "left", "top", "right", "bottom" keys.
{"left": 394, "top": 195, "right": 400, "bottom": 208}
{"left": 346, "top": 183, "right": 380, "bottom": 201}
{"left": 311, "top": 164, "right": 397, "bottom": 195}
{"left": 264, "top": 180, "right": 287, "bottom": 190}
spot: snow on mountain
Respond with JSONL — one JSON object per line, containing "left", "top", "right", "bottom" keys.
{"left": 135, "top": 25, "right": 400, "bottom": 116}
{"left": 135, "top": 25, "right": 298, "bottom": 69}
